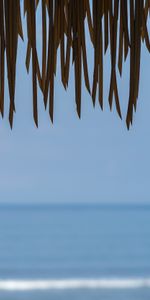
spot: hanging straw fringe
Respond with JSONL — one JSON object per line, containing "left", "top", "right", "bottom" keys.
{"left": 0, "top": 0, "right": 149, "bottom": 128}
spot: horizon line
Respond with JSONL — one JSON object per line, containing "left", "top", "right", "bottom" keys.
{"left": 0, "top": 202, "right": 150, "bottom": 207}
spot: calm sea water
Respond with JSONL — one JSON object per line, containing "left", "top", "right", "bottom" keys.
{"left": 0, "top": 204, "right": 150, "bottom": 300}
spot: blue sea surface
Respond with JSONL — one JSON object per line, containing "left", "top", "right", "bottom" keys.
{"left": 0, "top": 203, "right": 150, "bottom": 300}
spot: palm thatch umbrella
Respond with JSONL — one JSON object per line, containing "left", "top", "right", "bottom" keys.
{"left": 0, "top": 0, "right": 149, "bottom": 129}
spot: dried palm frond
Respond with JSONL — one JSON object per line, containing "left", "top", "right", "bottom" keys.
{"left": 0, "top": 0, "right": 149, "bottom": 128}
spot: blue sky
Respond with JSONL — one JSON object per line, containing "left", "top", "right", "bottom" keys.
{"left": 0, "top": 13, "right": 150, "bottom": 204}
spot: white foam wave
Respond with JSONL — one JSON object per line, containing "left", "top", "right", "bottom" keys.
{"left": 0, "top": 278, "right": 150, "bottom": 291}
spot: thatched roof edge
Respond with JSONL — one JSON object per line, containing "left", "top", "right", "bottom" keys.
{"left": 0, "top": 0, "right": 149, "bottom": 128}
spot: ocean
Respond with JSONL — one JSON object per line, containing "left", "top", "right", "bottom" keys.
{"left": 0, "top": 203, "right": 150, "bottom": 300}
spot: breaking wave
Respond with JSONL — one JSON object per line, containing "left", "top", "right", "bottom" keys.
{"left": 0, "top": 278, "right": 150, "bottom": 291}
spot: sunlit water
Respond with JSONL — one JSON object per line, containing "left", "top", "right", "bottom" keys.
{"left": 0, "top": 204, "right": 150, "bottom": 300}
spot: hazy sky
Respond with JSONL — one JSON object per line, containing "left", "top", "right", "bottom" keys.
{"left": 0, "top": 13, "right": 150, "bottom": 204}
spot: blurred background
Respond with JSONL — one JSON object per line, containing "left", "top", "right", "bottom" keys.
{"left": 0, "top": 3, "right": 150, "bottom": 300}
